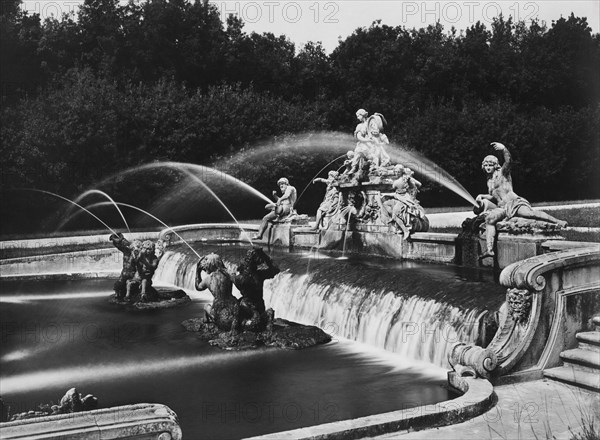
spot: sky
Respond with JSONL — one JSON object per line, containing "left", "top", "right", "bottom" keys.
{"left": 21, "top": 0, "right": 600, "bottom": 53}
{"left": 216, "top": 0, "right": 600, "bottom": 51}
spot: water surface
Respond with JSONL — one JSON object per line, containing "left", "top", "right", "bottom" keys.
{"left": 1, "top": 278, "right": 452, "bottom": 439}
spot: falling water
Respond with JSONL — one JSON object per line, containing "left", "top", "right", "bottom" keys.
{"left": 153, "top": 250, "right": 198, "bottom": 291}
{"left": 58, "top": 200, "right": 203, "bottom": 259}
{"left": 216, "top": 131, "right": 477, "bottom": 207}
{"left": 22, "top": 189, "right": 119, "bottom": 236}
{"left": 342, "top": 213, "right": 351, "bottom": 257}
{"left": 57, "top": 189, "right": 131, "bottom": 232}
{"left": 115, "top": 202, "right": 202, "bottom": 259}
{"left": 178, "top": 168, "right": 255, "bottom": 245}
{"left": 154, "top": 244, "right": 499, "bottom": 368}
{"left": 86, "top": 161, "right": 272, "bottom": 205}
{"left": 295, "top": 153, "right": 347, "bottom": 205}
{"left": 264, "top": 273, "right": 484, "bottom": 367}
{"left": 386, "top": 142, "right": 478, "bottom": 207}
{"left": 154, "top": 249, "right": 239, "bottom": 295}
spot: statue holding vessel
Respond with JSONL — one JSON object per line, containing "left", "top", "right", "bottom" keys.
{"left": 463, "top": 142, "right": 568, "bottom": 259}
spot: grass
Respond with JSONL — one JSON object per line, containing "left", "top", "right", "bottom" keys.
{"left": 541, "top": 207, "right": 600, "bottom": 228}
{"left": 569, "top": 416, "right": 600, "bottom": 440}
{"left": 429, "top": 204, "right": 600, "bottom": 243}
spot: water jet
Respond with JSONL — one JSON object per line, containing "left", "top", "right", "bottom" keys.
{"left": 2, "top": 123, "right": 597, "bottom": 439}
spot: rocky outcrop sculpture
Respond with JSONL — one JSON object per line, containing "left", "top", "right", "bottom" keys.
{"left": 6, "top": 388, "right": 98, "bottom": 422}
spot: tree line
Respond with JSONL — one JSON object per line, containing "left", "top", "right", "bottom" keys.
{"left": 1, "top": 0, "right": 599, "bottom": 234}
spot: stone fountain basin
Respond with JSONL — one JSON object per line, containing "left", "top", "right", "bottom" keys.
{"left": 0, "top": 228, "right": 506, "bottom": 438}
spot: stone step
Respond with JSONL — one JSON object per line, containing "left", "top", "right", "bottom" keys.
{"left": 544, "top": 366, "right": 600, "bottom": 391}
{"left": 576, "top": 332, "right": 600, "bottom": 352}
{"left": 577, "top": 331, "right": 600, "bottom": 345}
{"left": 560, "top": 348, "right": 600, "bottom": 369}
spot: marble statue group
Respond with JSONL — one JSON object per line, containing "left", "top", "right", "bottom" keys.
{"left": 311, "top": 108, "right": 430, "bottom": 238}
{"left": 105, "top": 107, "right": 567, "bottom": 342}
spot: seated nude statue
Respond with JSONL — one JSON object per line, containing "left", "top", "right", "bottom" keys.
{"left": 253, "top": 178, "right": 297, "bottom": 240}
{"left": 477, "top": 142, "right": 567, "bottom": 258}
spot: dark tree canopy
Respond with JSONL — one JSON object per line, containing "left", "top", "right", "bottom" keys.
{"left": 1, "top": 1, "right": 599, "bottom": 234}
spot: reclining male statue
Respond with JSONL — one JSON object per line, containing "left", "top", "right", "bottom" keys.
{"left": 476, "top": 142, "right": 567, "bottom": 258}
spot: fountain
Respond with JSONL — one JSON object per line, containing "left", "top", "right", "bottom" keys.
{"left": 1, "top": 110, "right": 597, "bottom": 440}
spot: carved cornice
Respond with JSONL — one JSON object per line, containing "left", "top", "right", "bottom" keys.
{"left": 499, "top": 245, "right": 600, "bottom": 291}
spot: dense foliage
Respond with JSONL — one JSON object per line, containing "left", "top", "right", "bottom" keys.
{"left": 1, "top": 0, "right": 599, "bottom": 233}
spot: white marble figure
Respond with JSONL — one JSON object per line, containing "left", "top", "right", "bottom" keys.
{"left": 476, "top": 142, "right": 567, "bottom": 258}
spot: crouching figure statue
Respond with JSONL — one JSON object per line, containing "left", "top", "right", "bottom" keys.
{"left": 195, "top": 247, "right": 278, "bottom": 334}
{"left": 234, "top": 247, "right": 279, "bottom": 333}
{"left": 195, "top": 253, "right": 240, "bottom": 334}
{"left": 187, "top": 247, "right": 331, "bottom": 350}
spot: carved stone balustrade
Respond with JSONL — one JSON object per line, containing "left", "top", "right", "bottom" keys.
{"left": 449, "top": 244, "right": 600, "bottom": 383}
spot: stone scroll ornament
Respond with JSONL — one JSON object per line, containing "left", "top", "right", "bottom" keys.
{"left": 448, "top": 286, "right": 535, "bottom": 379}
{"left": 448, "top": 343, "right": 498, "bottom": 379}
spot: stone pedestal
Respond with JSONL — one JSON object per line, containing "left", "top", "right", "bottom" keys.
{"left": 460, "top": 233, "right": 559, "bottom": 270}
{"left": 458, "top": 216, "right": 565, "bottom": 270}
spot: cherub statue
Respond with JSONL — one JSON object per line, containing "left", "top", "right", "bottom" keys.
{"left": 312, "top": 170, "right": 341, "bottom": 230}
{"left": 339, "top": 151, "right": 355, "bottom": 183}
{"left": 476, "top": 142, "right": 567, "bottom": 258}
